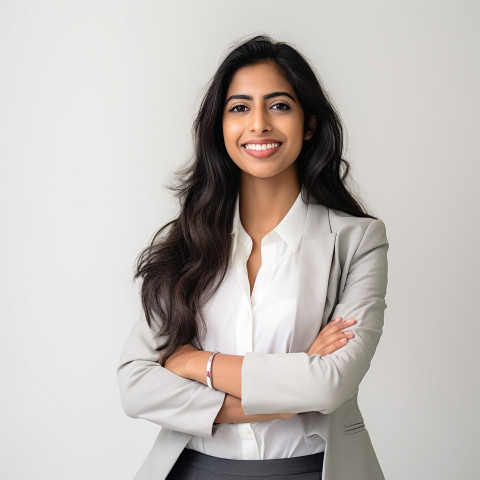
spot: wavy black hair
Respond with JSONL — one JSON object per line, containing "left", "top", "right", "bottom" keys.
{"left": 135, "top": 35, "right": 373, "bottom": 364}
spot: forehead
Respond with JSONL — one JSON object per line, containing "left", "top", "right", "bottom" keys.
{"left": 226, "top": 62, "right": 296, "bottom": 97}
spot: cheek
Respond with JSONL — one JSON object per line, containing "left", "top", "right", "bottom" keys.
{"left": 291, "top": 116, "right": 306, "bottom": 147}
{"left": 223, "top": 119, "right": 243, "bottom": 143}
{"left": 285, "top": 124, "right": 304, "bottom": 150}
{"left": 222, "top": 121, "right": 241, "bottom": 160}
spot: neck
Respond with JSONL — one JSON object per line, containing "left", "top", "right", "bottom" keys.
{"left": 239, "top": 166, "right": 301, "bottom": 243}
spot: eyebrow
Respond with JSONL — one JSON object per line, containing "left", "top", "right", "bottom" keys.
{"left": 225, "top": 91, "right": 296, "bottom": 105}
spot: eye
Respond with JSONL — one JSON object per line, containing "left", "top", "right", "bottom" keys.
{"left": 271, "top": 102, "right": 290, "bottom": 111}
{"left": 229, "top": 104, "right": 249, "bottom": 113}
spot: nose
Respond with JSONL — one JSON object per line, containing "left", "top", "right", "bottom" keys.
{"left": 249, "top": 106, "right": 272, "bottom": 133}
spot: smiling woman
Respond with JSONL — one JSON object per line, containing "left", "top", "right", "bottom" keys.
{"left": 117, "top": 35, "right": 388, "bottom": 480}
{"left": 223, "top": 62, "right": 309, "bottom": 183}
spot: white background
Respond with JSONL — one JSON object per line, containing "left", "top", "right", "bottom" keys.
{"left": 1, "top": 1, "right": 479, "bottom": 479}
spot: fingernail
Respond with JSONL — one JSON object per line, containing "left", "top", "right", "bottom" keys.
{"left": 333, "top": 317, "right": 342, "bottom": 323}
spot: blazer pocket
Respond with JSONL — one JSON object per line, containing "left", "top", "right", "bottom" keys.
{"left": 344, "top": 421, "right": 366, "bottom": 435}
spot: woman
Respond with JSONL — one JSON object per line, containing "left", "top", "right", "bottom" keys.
{"left": 117, "top": 35, "right": 388, "bottom": 480}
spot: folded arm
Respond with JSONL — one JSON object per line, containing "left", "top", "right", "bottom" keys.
{"left": 116, "top": 318, "right": 226, "bottom": 436}
{"left": 168, "top": 219, "right": 388, "bottom": 416}
{"left": 241, "top": 219, "right": 388, "bottom": 415}
{"left": 116, "top": 315, "right": 294, "bottom": 431}
{"left": 119, "top": 218, "right": 387, "bottom": 429}
{"left": 167, "top": 317, "right": 357, "bottom": 399}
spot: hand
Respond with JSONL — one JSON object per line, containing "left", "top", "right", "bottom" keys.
{"left": 164, "top": 343, "right": 199, "bottom": 378}
{"left": 307, "top": 317, "right": 356, "bottom": 356}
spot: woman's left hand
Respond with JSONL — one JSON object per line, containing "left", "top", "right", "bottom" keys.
{"left": 164, "top": 343, "right": 200, "bottom": 378}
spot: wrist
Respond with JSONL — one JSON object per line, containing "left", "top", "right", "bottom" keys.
{"left": 186, "top": 350, "right": 211, "bottom": 384}
{"left": 206, "top": 351, "right": 220, "bottom": 388}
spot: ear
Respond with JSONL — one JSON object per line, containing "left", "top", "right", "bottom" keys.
{"left": 304, "top": 115, "right": 317, "bottom": 140}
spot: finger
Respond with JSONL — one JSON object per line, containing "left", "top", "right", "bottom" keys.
{"left": 336, "top": 317, "right": 356, "bottom": 330}
{"left": 322, "top": 338, "right": 348, "bottom": 355}
{"left": 316, "top": 319, "right": 356, "bottom": 342}
{"left": 322, "top": 335, "right": 354, "bottom": 355}
{"left": 327, "top": 317, "right": 356, "bottom": 335}
{"left": 308, "top": 330, "right": 355, "bottom": 355}
{"left": 311, "top": 328, "right": 354, "bottom": 350}
{"left": 322, "top": 317, "right": 342, "bottom": 332}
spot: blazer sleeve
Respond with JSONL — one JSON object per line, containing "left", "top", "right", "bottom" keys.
{"left": 116, "top": 315, "right": 226, "bottom": 436}
{"left": 241, "top": 218, "right": 388, "bottom": 415}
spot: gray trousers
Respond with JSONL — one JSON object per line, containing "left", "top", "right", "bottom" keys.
{"left": 166, "top": 449, "right": 324, "bottom": 479}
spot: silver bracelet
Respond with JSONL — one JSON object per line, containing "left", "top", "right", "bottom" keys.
{"left": 206, "top": 351, "right": 219, "bottom": 389}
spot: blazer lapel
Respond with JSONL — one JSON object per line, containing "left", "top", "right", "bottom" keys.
{"left": 289, "top": 203, "right": 339, "bottom": 353}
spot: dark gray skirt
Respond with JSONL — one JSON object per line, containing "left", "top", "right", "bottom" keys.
{"left": 166, "top": 449, "right": 324, "bottom": 479}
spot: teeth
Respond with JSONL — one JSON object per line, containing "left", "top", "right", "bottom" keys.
{"left": 244, "top": 143, "right": 280, "bottom": 151}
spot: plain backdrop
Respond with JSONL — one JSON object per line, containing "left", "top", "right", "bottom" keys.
{"left": 1, "top": 1, "right": 479, "bottom": 479}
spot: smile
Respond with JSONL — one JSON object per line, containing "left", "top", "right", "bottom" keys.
{"left": 243, "top": 142, "right": 281, "bottom": 151}
{"left": 241, "top": 141, "right": 282, "bottom": 159}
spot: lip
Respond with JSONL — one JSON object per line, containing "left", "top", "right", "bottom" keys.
{"left": 242, "top": 139, "right": 281, "bottom": 145}
{"left": 241, "top": 139, "right": 282, "bottom": 159}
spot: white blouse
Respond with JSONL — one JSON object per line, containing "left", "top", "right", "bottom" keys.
{"left": 186, "top": 193, "right": 326, "bottom": 459}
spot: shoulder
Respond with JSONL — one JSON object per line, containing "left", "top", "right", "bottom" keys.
{"left": 330, "top": 208, "right": 388, "bottom": 266}
{"left": 328, "top": 207, "right": 386, "bottom": 239}
{"left": 307, "top": 204, "right": 388, "bottom": 259}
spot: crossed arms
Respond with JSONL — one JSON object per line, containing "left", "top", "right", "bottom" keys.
{"left": 117, "top": 219, "right": 388, "bottom": 436}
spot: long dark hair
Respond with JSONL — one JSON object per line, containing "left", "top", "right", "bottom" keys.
{"left": 135, "top": 35, "right": 373, "bottom": 364}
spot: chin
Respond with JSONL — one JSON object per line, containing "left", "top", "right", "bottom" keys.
{"left": 244, "top": 169, "right": 285, "bottom": 180}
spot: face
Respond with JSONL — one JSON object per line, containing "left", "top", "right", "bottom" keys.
{"left": 222, "top": 62, "right": 310, "bottom": 183}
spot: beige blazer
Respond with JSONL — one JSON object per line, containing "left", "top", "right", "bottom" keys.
{"left": 117, "top": 203, "right": 389, "bottom": 480}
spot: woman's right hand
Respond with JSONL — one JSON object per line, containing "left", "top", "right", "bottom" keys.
{"left": 307, "top": 317, "right": 356, "bottom": 356}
